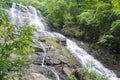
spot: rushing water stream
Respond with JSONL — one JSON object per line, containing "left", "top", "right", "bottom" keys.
{"left": 39, "top": 42, "right": 60, "bottom": 80}
{"left": 6, "top": 2, "right": 120, "bottom": 80}
{"left": 38, "top": 42, "right": 47, "bottom": 67}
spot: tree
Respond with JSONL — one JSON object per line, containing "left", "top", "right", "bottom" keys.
{"left": 0, "top": 1, "right": 36, "bottom": 79}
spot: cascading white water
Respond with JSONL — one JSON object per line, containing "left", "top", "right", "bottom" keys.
{"left": 9, "top": 3, "right": 16, "bottom": 25}
{"left": 7, "top": 2, "right": 120, "bottom": 80}
{"left": 66, "top": 39, "right": 120, "bottom": 80}
{"left": 47, "top": 66, "right": 60, "bottom": 80}
{"left": 38, "top": 41, "right": 60, "bottom": 80}
{"left": 38, "top": 42, "right": 47, "bottom": 67}
{"left": 37, "top": 41, "right": 60, "bottom": 80}
{"left": 28, "top": 6, "right": 46, "bottom": 31}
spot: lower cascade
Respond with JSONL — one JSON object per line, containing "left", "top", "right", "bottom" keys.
{"left": 40, "top": 42, "right": 60, "bottom": 80}
{"left": 6, "top": 2, "right": 120, "bottom": 80}
{"left": 66, "top": 39, "right": 119, "bottom": 80}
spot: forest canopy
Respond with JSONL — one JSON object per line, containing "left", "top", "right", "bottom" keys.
{"left": 10, "top": 0, "right": 120, "bottom": 56}
{"left": 0, "top": 0, "right": 120, "bottom": 79}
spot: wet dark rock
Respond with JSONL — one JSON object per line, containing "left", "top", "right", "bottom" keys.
{"left": 34, "top": 46, "right": 44, "bottom": 52}
{"left": 10, "top": 3, "right": 27, "bottom": 12}
{"left": 6, "top": 2, "right": 12, "bottom": 8}
{"left": 59, "top": 38, "right": 66, "bottom": 46}
{"left": 20, "top": 7, "right": 27, "bottom": 12}
{"left": 34, "top": 42, "right": 50, "bottom": 52}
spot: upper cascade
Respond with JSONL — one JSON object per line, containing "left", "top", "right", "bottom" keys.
{"left": 6, "top": 2, "right": 48, "bottom": 31}
{"left": 6, "top": 2, "right": 120, "bottom": 80}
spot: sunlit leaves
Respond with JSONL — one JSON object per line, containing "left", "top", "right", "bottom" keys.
{"left": 0, "top": 1, "right": 35, "bottom": 79}
{"left": 112, "top": 0, "right": 120, "bottom": 8}
{"left": 77, "top": 10, "right": 94, "bottom": 25}
{"left": 110, "top": 20, "right": 120, "bottom": 37}
{"left": 98, "top": 35, "right": 114, "bottom": 44}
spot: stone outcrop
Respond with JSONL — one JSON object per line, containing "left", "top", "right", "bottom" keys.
{"left": 24, "top": 36, "right": 80, "bottom": 80}
{"left": 24, "top": 64, "right": 53, "bottom": 80}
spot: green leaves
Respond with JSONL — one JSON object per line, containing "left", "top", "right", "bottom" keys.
{"left": 111, "top": 20, "right": 120, "bottom": 36}
{"left": 11, "top": 25, "right": 36, "bottom": 55}
{"left": 0, "top": 2, "right": 36, "bottom": 80}
{"left": 77, "top": 67, "right": 108, "bottom": 80}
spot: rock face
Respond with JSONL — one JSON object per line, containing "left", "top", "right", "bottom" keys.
{"left": 25, "top": 37, "right": 80, "bottom": 80}
{"left": 24, "top": 64, "right": 53, "bottom": 80}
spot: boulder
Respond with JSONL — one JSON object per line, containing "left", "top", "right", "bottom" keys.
{"left": 6, "top": 2, "right": 12, "bottom": 8}
{"left": 24, "top": 64, "right": 56, "bottom": 80}
{"left": 30, "top": 73, "right": 52, "bottom": 80}
{"left": 26, "top": 40, "right": 80, "bottom": 80}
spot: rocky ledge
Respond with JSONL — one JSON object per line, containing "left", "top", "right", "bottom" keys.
{"left": 24, "top": 36, "right": 120, "bottom": 80}
{"left": 24, "top": 36, "right": 80, "bottom": 80}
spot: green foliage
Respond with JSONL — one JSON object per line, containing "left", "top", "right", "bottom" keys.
{"left": 62, "top": 26, "right": 81, "bottom": 37}
{"left": 10, "top": 0, "right": 32, "bottom": 5}
{"left": 111, "top": 20, "right": 120, "bottom": 37}
{"left": 68, "top": 74, "right": 76, "bottom": 80}
{"left": 77, "top": 67, "right": 108, "bottom": 80}
{"left": 98, "top": 35, "right": 114, "bottom": 48}
{"left": 0, "top": 1, "right": 36, "bottom": 80}
{"left": 39, "top": 36, "right": 59, "bottom": 47}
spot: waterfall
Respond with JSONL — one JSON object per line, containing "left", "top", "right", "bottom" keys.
{"left": 39, "top": 42, "right": 47, "bottom": 67}
{"left": 6, "top": 2, "right": 120, "bottom": 80}
{"left": 39, "top": 42, "right": 60, "bottom": 80}
{"left": 47, "top": 66, "right": 60, "bottom": 80}
{"left": 66, "top": 39, "right": 119, "bottom": 80}
{"left": 41, "top": 50, "right": 47, "bottom": 67}
{"left": 9, "top": 3, "right": 16, "bottom": 25}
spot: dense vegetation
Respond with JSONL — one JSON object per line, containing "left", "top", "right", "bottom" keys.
{"left": 75, "top": 67, "right": 108, "bottom": 80}
{"left": 0, "top": 0, "right": 36, "bottom": 79}
{"left": 10, "top": 0, "right": 120, "bottom": 57}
